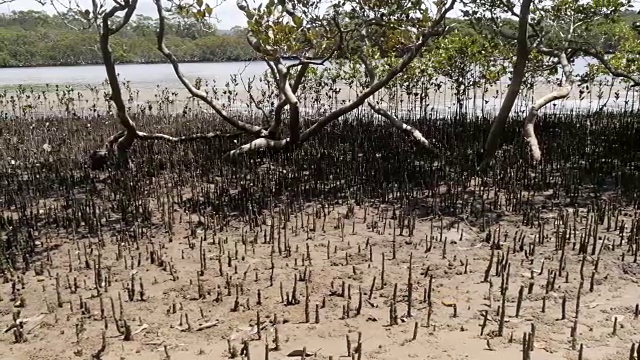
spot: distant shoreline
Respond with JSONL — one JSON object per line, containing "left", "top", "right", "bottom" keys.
{"left": 0, "top": 56, "right": 319, "bottom": 70}
{"left": 0, "top": 58, "right": 261, "bottom": 70}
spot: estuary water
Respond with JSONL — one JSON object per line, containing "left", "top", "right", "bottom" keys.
{"left": 0, "top": 57, "right": 633, "bottom": 115}
{"left": 0, "top": 58, "right": 597, "bottom": 89}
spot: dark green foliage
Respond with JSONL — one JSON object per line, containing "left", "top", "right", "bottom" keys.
{"left": 3, "top": 8, "right": 639, "bottom": 68}
{"left": 0, "top": 10, "right": 257, "bottom": 67}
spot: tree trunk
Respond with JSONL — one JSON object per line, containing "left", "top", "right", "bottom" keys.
{"left": 480, "top": 0, "right": 532, "bottom": 169}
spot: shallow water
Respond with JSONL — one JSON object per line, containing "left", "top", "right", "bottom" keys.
{"left": 1, "top": 57, "right": 633, "bottom": 116}
{"left": 0, "top": 57, "right": 599, "bottom": 88}
{"left": 0, "top": 61, "right": 274, "bottom": 88}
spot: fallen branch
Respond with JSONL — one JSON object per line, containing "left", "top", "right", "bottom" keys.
{"left": 224, "top": 138, "right": 289, "bottom": 159}
{"left": 90, "top": 130, "right": 242, "bottom": 170}
{"left": 136, "top": 131, "right": 242, "bottom": 142}
{"left": 132, "top": 323, "right": 149, "bottom": 335}
{"left": 196, "top": 320, "right": 219, "bottom": 331}
{"left": 358, "top": 42, "right": 437, "bottom": 153}
{"left": 367, "top": 101, "right": 438, "bottom": 152}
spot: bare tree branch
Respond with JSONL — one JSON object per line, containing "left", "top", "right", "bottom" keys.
{"left": 136, "top": 131, "right": 242, "bottom": 142}
{"left": 239, "top": 77, "right": 271, "bottom": 124}
{"left": 110, "top": 0, "right": 137, "bottom": 35}
{"left": 524, "top": 50, "right": 574, "bottom": 162}
{"left": 273, "top": 62, "right": 302, "bottom": 143}
{"left": 367, "top": 102, "right": 438, "bottom": 151}
{"left": 272, "top": 14, "right": 347, "bottom": 138}
{"left": 224, "top": 138, "right": 289, "bottom": 158}
{"left": 580, "top": 48, "right": 640, "bottom": 87}
{"left": 35, "top": 0, "right": 100, "bottom": 31}
{"left": 263, "top": 60, "right": 279, "bottom": 83}
{"left": 153, "top": 0, "right": 268, "bottom": 137}
{"left": 357, "top": 49, "right": 437, "bottom": 152}
{"left": 297, "top": 0, "right": 456, "bottom": 142}
{"left": 269, "top": 64, "right": 308, "bottom": 138}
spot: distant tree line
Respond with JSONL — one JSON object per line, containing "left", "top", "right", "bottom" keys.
{"left": 2, "top": 9, "right": 639, "bottom": 68}
{"left": 0, "top": 10, "right": 258, "bottom": 67}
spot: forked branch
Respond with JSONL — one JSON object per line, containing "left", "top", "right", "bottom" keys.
{"left": 523, "top": 49, "right": 574, "bottom": 162}
{"left": 110, "top": 0, "right": 138, "bottom": 35}
{"left": 238, "top": 3, "right": 344, "bottom": 143}
{"left": 91, "top": 0, "right": 244, "bottom": 170}
{"left": 224, "top": 0, "right": 457, "bottom": 157}
{"left": 154, "top": 0, "right": 268, "bottom": 137}
{"left": 264, "top": 16, "right": 345, "bottom": 138}
{"left": 99, "top": 0, "right": 139, "bottom": 161}
{"left": 269, "top": 64, "right": 309, "bottom": 138}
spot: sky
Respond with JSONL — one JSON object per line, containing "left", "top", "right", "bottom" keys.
{"left": 0, "top": 0, "right": 249, "bottom": 29}
{"left": 0, "top": 0, "right": 465, "bottom": 30}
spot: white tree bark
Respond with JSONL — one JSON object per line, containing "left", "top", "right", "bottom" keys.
{"left": 523, "top": 51, "right": 574, "bottom": 163}
{"left": 223, "top": 138, "right": 289, "bottom": 159}
{"left": 368, "top": 101, "right": 436, "bottom": 151}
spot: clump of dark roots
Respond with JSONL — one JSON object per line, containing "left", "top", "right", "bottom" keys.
{"left": 89, "top": 149, "right": 109, "bottom": 171}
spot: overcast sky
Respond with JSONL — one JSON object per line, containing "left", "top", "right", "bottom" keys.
{"left": 0, "top": 0, "right": 248, "bottom": 29}
{"left": 5, "top": 0, "right": 635, "bottom": 31}
{"left": 0, "top": 0, "right": 464, "bottom": 30}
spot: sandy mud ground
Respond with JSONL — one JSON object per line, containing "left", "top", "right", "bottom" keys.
{"left": 1, "top": 195, "right": 639, "bottom": 360}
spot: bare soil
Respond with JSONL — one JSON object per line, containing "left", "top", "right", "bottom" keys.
{"left": 1, "top": 199, "right": 639, "bottom": 360}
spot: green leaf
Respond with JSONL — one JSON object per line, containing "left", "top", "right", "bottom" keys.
{"left": 266, "top": 0, "right": 276, "bottom": 11}
{"left": 205, "top": 4, "right": 213, "bottom": 16}
{"left": 293, "top": 15, "right": 303, "bottom": 28}
{"left": 78, "top": 9, "right": 91, "bottom": 20}
{"left": 196, "top": 0, "right": 204, "bottom": 8}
